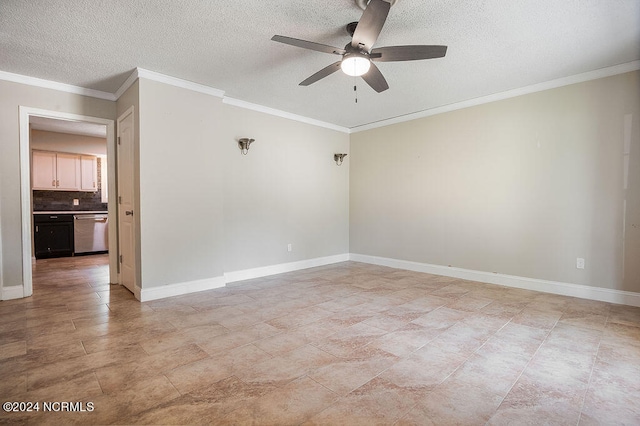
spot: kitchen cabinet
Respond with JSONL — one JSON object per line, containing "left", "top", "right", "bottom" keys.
{"left": 31, "top": 150, "right": 57, "bottom": 189}
{"left": 80, "top": 155, "right": 98, "bottom": 191}
{"left": 34, "top": 214, "right": 74, "bottom": 258}
{"left": 55, "top": 153, "right": 82, "bottom": 190}
{"left": 32, "top": 150, "right": 97, "bottom": 191}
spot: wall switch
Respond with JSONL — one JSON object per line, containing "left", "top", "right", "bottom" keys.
{"left": 287, "top": 244, "right": 292, "bottom": 252}
{"left": 576, "top": 258, "right": 585, "bottom": 269}
{"left": 73, "top": 199, "right": 79, "bottom": 206}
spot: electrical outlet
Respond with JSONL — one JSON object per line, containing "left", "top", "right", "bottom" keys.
{"left": 73, "top": 199, "right": 79, "bottom": 206}
{"left": 287, "top": 244, "right": 292, "bottom": 252}
{"left": 576, "top": 258, "right": 585, "bottom": 269}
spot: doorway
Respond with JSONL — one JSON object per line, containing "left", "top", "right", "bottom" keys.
{"left": 19, "top": 107, "right": 117, "bottom": 297}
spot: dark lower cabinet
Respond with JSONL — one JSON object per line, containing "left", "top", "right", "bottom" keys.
{"left": 34, "top": 214, "right": 74, "bottom": 259}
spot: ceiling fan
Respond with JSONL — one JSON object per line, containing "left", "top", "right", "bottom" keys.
{"left": 271, "top": 0, "right": 447, "bottom": 93}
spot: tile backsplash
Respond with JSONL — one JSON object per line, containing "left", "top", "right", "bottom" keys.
{"left": 33, "top": 158, "right": 108, "bottom": 212}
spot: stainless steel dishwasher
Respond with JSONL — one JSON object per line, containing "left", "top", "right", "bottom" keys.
{"left": 73, "top": 214, "right": 108, "bottom": 254}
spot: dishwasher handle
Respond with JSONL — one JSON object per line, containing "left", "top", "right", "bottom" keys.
{"left": 74, "top": 215, "right": 108, "bottom": 222}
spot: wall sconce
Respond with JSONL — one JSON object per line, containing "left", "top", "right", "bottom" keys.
{"left": 334, "top": 153, "right": 347, "bottom": 166}
{"left": 238, "top": 138, "right": 255, "bottom": 155}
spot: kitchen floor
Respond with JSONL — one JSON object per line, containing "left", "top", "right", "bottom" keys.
{"left": 1, "top": 256, "right": 639, "bottom": 425}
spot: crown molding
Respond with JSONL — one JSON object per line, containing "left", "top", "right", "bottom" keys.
{"left": 222, "top": 97, "right": 350, "bottom": 134}
{"left": 122, "top": 69, "right": 348, "bottom": 132}
{"left": 350, "top": 60, "right": 640, "bottom": 133}
{"left": 0, "top": 70, "right": 116, "bottom": 101}
{"left": 113, "top": 69, "right": 140, "bottom": 100}
{"left": 4, "top": 60, "right": 638, "bottom": 134}
{"left": 0, "top": 67, "right": 344, "bottom": 132}
{"left": 134, "top": 68, "right": 225, "bottom": 98}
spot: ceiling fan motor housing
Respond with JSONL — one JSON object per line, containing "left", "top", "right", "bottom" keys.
{"left": 346, "top": 22, "right": 359, "bottom": 37}
{"left": 355, "top": 0, "right": 398, "bottom": 10}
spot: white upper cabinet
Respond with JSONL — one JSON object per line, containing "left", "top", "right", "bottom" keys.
{"left": 32, "top": 150, "right": 97, "bottom": 192}
{"left": 80, "top": 155, "right": 98, "bottom": 191}
{"left": 55, "top": 153, "right": 81, "bottom": 190}
{"left": 31, "top": 151, "right": 57, "bottom": 189}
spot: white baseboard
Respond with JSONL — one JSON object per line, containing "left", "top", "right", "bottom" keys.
{"left": 133, "top": 285, "right": 141, "bottom": 301}
{"left": 1, "top": 286, "right": 24, "bottom": 301}
{"left": 135, "top": 254, "right": 350, "bottom": 302}
{"left": 224, "top": 254, "right": 350, "bottom": 284}
{"left": 127, "top": 252, "right": 640, "bottom": 307}
{"left": 139, "top": 276, "right": 226, "bottom": 302}
{"left": 349, "top": 253, "right": 640, "bottom": 308}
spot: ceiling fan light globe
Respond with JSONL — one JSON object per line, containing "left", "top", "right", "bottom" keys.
{"left": 341, "top": 56, "right": 370, "bottom": 76}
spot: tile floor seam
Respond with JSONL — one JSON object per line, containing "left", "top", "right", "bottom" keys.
{"left": 413, "top": 318, "right": 514, "bottom": 399}
{"left": 575, "top": 333, "right": 604, "bottom": 426}
{"left": 304, "top": 373, "right": 336, "bottom": 393}
{"left": 80, "top": 340, "right": 88, "bottom": 356}
{"left": 393, "top": 397, "right": 430, "bottom": 426}
{"left": 92, "top": 370, "right": 106, "bottom": 395}
{"left": 484, "top": 314, "right": 561, "bottom": 425}
{"left": 575, "top": 304, "right": 611, "bottom": 425}
{"left": 302, "top": 371, "right": 348, "bottom": 421}
{"left": 163, "top": 363, "right": 209, "bottom": 396}
{"left": 390, "top": 385, "right": 432, "bottom": 425}
{"left": 438, "top": 316, "right": 516, "bottom": 384}
{"left": 163, "top": 372, "right": 183, "bottom": 399}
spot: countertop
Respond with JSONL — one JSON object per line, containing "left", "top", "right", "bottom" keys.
{"left": 33, "top": 211, "right": 108, "bottom": 215}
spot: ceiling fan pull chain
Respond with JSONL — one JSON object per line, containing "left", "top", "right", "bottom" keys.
{"left": 354, "top": 75, "right": 358, "bottom": 103}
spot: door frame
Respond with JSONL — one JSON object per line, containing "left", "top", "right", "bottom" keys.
{"left": 116, "top": 106, "right": 138, "bottom": 298}
{"left": 19, "top": 106, "right": 117, "bottom": 297}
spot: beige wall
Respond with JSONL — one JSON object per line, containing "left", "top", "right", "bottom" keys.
{"left": 2, "top": 71, "right": 638, "bottom": 299}
{"left": 136, "top": 78, "right": 226, "bottom": 288}
{"left": 350, "top": 71, "right": 640, "bottom": 292}
{"left": 0, "top": 76, "right": 350, "bottom": 296}
{"left": 0, "top": 80, "right": 115, "bottom": 292}
{"left": 30, "top": 130, "right": 107, "bottom": 156}
{"left": 135, "top": 78, "right": 350, "bottom": 288}
{"left": 221, "top": 105, "right": 350, "bottom": 273}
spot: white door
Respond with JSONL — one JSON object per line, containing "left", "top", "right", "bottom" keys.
{"left": 117, "top": 108, "right": 136, "bottom": 294}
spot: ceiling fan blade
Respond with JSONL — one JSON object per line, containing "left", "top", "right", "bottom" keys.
{"left": 272, "top": 35, "right": 345, "bottom": 55}
{"left": 351, "top": 0, "right": 391, "bottom": 52}
{"left": 299, "top": 61, "right": 342, "bottom": 86}
{"left": 361, "top": 62, "right": 389, "bottom": 93}
{"left": 370, "top": 45, "right": 448, "bottom": 62}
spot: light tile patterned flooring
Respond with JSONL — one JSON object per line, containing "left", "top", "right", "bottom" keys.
{"left": 1, "top": 255, "right": 639, "bottom": 425}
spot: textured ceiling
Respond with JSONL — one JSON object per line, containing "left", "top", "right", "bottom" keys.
{"left": 2, "top": 0, "right": 639, "bottom": 129}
